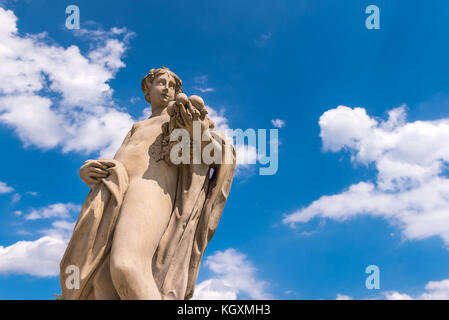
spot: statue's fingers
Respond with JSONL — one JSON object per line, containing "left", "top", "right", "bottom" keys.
{"left": 174, "top": 103, "right": 180, "bottom": 114}
{"left": 90, "top": 172, "right": 108, "bottom": 178}
{"left": 87, "top": 177, "right": 101, "bottom": 185}
{"left": 178, "top": 103, "right": 191, "bottom": 125}
{"left": 178, "top": 103, "right": 189, "bottom": 120}
{"left": 88, "top": 161, "right": 109, "bottom": 170}
{"left": 192, "top": 108, "right": 200, "bottom": 121}
{"left": 90, "top": 174, "right": 105, "bottom": 181}
{"left": 175, "top": 116, "right": 185, "bottom": 129}
{"left": 186, "top": 101, "right": 199, "bottom": 121}
{"left": 98, "top": 160, "right": 116, "bottom": 168}
{"left": 90, "top": 167, "right": 109, "bottom": 175}
{"left": 185, "top": 100, "right": 195, "bottom": 116}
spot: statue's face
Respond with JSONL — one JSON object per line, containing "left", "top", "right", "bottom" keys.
{"left": 148, "top": 72, "right": 176, "bottom": 108}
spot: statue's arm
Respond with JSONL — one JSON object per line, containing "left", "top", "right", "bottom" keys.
{"left": 79, "top": 128, "right": 132, "bottom": 188}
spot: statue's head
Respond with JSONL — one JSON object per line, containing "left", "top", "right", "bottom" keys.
{"left": 141, "top": 67, "right": 182, "bottom": 108}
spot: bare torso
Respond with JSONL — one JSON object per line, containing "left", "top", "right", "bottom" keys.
{"left": 114, "top": 112, "right": 178, "bottom": 190}
{"left": 106, "top": 111, "right": 179, "bottom": 299}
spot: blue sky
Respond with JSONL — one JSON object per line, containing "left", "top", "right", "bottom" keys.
{"left": 1, "top": 0, "right": 449, "bottom": 300}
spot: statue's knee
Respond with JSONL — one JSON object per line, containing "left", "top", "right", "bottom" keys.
{"left": 110, "top": 257, "right": 136, "bottom": 281}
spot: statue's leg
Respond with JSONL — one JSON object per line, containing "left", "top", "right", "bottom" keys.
{"left": 109, "top": 179, "right": 173, "bottom": 300}
{"left": 92, "top": 254, "right": 120, "bottom": 300}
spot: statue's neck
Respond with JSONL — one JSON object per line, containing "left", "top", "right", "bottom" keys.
{"left": 149, "top": 105, "right": 167, "bottom": 118}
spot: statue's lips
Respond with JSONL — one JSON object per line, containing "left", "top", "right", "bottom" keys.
{"left": 160, "top": 94, "right": 170, "bottom": 99}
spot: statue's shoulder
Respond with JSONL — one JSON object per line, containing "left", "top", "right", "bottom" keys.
{"left": 129, "top": 120, "right": 144, "bottom": 134}
{"left": 131, "top": 117, "right": 157, "bottom": 129}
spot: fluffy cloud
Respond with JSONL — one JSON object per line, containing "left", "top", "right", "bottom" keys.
{"left": 207, "top": 105, "right": 230, "bottom": 133}
{"left": 0, "top": 8, "right": 134, "bottom": 157}
{"left": 385, "top": 279, "right": 449, "bottom": 300}
{"left": 283, "top": 105, "right": 449, "bottom": 245}
{"left": 0, "top": 181, "right": 14, "bottom": 194}
{"left": 0, "top": 220, "right": 73, "bottom": 277}
{"left": 193, "top": 248, "right": 271, "bottom": 300}
{"left": 193, "top": 279, "right": 238, "bottom": 300}
{"left": 0, "top": 197, "right": 79, "bottom": 277}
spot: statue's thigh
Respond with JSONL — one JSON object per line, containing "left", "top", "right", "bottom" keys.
{"left": 93, "top": 254, "right": 120, "bottom": 300}
{"left": 111, "top": 179, "right": 173, "bottom": 265}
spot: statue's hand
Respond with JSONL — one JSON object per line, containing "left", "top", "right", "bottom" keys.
{"left": 175, "top": 100, "right": 211, "bottom": 136}
{"left": 174, "top": 100, "right": 195, "bottom": 134}
{"left": 79, "top": 160, "right": 115, "bottom": 188}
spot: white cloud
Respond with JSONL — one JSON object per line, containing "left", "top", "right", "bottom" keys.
{"left": 0, "top": 199, "right": 78, "bottom": 277}
{"left": 271, "top": 119, "right": 285, "bottom": 128}
{"left": 235, "top": 144, "right": 258, "bottom": 166}
{"left": 193, "top": 279, "right": 238, "bottom": 300}
{"left": 385, "top": 279, "right": 449, "bottom": 300}
{"left": 25, "top": 203, "right": 81, "bottom": 220}
{"left": 283, "top": 105, "right": 449, "bottom": 246}
{"left": 193, "top": 75, "right": 215, "bottom": 93}
{"left": 384, "top": 291, "right": 413, "bottom": 300}
{"left": 336, "top": 293, "right": 353, "bottom": 300}
{"left": 207, "top": 105, "right": 230, "bottom": 133}
{"left": 0, "top": 181, "right": 14, "bottom": 194}
{"left": 195, "top": 87, "right": 215, "bottom": 93}
{"left": 0, "top": 236, "right": 66, "bottom": 276}
{"left": 0, "top": 8, "right": 134, "bottom": 157}
{"left": 0, "top": 220, "right": 71, "bottom": 277}
{"left": 193, "top": 248, "right": 271, "bottom": 300}
{"left": 24, "top": 202, "right": 80, "bottom": 220}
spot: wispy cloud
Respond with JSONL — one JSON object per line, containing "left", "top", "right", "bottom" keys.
{"left": 10, "top": 193, "right": 21, "bottom": 204}
{"left": 254, "top": 32, "right": 272, "bottom": 47}
{"left": 24, "top": 203, "right": 80, "bottom": 220}
{"left": 193, "top": 75, "right": 215, "bottom": 93}
{"left": 0, "top": 181, "right": 14, "bottom": 194}
{"left": 271, "top": 118, "right": 285, "bottom": 128}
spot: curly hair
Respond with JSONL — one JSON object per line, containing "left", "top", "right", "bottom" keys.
{"left": 141, "top": 66, "right": 183, "bottom": 103}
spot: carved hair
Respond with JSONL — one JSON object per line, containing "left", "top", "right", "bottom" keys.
{"left": 141, "top": 66, "right": 183, "bottom": 103}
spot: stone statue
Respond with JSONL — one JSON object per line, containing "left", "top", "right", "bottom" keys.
{"left": 59, "top": 67, "right": 236, "bottom": 300}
